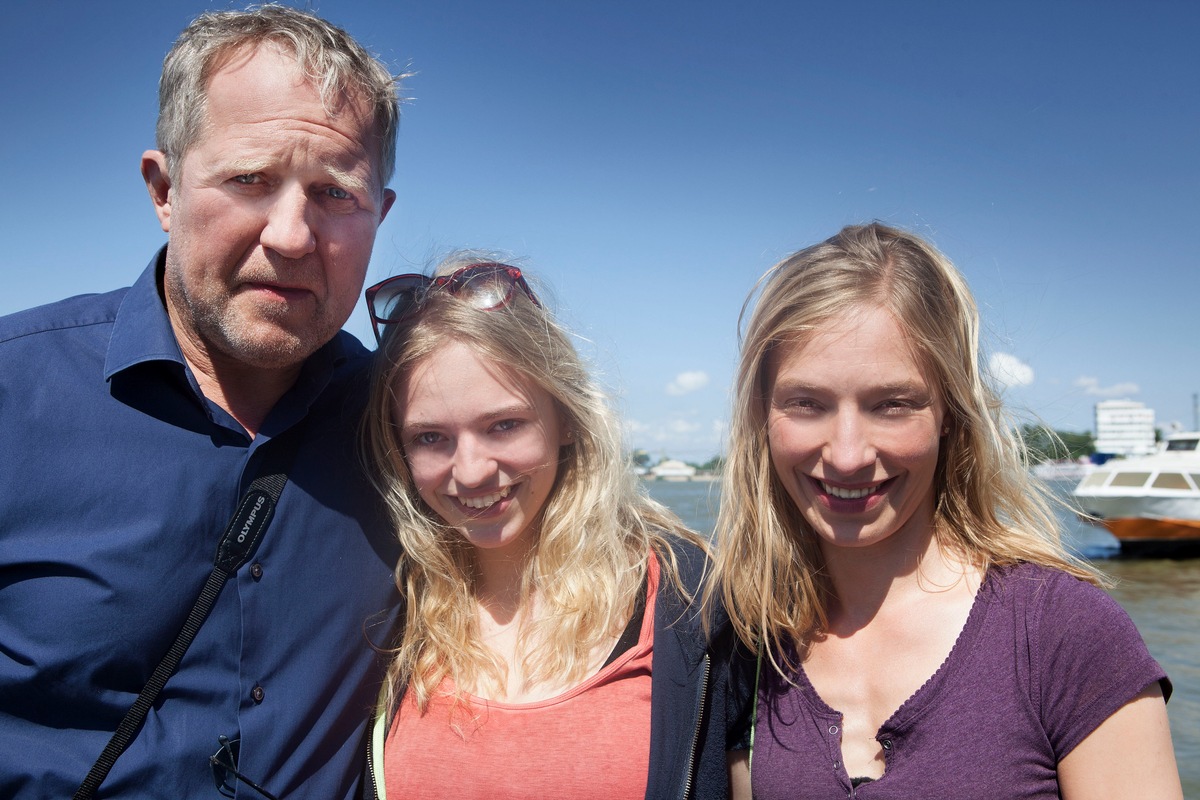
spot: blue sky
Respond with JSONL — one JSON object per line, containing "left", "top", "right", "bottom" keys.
{"left": 3, "top": 1, "right": 1197, "bottom": 461}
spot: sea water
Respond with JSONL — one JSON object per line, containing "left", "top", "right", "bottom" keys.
{"left": 645, "top": 478, "right": 1200, "bottom": 796}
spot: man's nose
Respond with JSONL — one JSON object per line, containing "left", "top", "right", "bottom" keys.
{"left": 260, "top": 185, "right": 317, "bottom": 259}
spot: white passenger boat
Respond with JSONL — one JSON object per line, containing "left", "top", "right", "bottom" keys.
{"left": 1073, "top": 432, "right": 1200, "bottom": 556}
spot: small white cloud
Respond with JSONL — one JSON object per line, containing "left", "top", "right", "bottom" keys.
{"left": 989, "top": 352, "right": 1034, "bottom": 388}
{"left": 666, "top": 370, "right": 710, "bottom": 396}
{"left": 1074, "top": 376, "right": 1140, "bottom": 397}
{"left": 669, "top": 419, "right": 702, "bottom": 434}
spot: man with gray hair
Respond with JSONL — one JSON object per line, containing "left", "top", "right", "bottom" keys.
{"left": 0, "top": 6, "right": 401, "bottom": 797}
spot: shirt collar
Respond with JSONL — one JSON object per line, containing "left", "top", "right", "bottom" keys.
{"left": 103, "top": 246, "right": 358, "bottom": 432}
{"left": 104, "top": 246, "right": 183, "bottom": 380}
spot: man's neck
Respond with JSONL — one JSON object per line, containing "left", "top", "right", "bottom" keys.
{"left": 178, "top": 343, "right": 303, "bottom": 438}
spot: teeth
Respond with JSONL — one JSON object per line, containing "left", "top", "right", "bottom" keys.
{"left": 821, "top": 481, "right": 876, "bottom": 500}
{"left": 457, "top": 485, "right": 511, "bottom": 509}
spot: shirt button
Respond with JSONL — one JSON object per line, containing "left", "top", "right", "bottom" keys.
{"left": 881, "top": 738, "right": 893, "bottom": 750}
{"left": 251, "top": 685, "right": 265, "bottom": 703}
{"left": 828, "top": 725, "right": 839, "bottom": 735}
{"left": 250, "top": 563, "right": 264, "bottom": 580}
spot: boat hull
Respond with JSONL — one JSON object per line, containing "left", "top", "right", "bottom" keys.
{"left": 1075, "top": 495, "right": 1200, "bottom": 538}
{"left": 1095, "top": 517, "right": 1200, "bottom": 557}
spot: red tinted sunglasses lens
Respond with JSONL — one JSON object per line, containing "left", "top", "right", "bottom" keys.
{"left": 444, "top": 266, "right": 522, "bottom": 311}
{"left": 369, "top": 276, "right": 427, "bottom": 323}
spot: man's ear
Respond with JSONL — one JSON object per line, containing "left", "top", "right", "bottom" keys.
{"left": 141, "top": 150, "right": 173, "bottom": 233}
{"left": 379, "top": 187, "right": 397, "bottom": 222}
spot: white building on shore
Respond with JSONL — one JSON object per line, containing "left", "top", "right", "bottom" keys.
{"left": 1094, "top": 400, "right": 1156, "bottom": 457}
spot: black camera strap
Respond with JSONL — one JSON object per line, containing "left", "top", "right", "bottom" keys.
{"left": 74, "top": 432, "right": 302, "bottom": 800}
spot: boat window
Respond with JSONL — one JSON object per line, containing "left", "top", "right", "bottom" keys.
{"left": 1165, "top": 438, "right": 1199, "bottom": 452}
{"left": 1192, "top": 474, "right": 1200, "bottom": 491}
{"left": 1078, "top": 471, "right": 1110, "bottom": 489}
{"left": 1108, "top": 472, "right": 1151, "bottom": 488}
{"left": 1151, "top": 472, "right": 1192, "bottom": 490}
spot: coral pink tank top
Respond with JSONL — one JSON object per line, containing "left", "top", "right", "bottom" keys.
{"left": 383, "top": 555, "right": 659, "bottom": 799}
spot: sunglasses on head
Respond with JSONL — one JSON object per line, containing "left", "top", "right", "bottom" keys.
{"left": 365, "top": 262, "right": 541, "bottom": 345}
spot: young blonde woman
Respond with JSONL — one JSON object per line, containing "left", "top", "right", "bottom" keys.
{"left": 709, "top": 223, "right": 1181, "bottom": 799}
{"left": 362, "top": 255, "right": 735, "bottom": 799}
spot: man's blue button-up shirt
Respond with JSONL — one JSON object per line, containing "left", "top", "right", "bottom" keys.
{"left": 0, "top": 250, "right": 401, "bottom": 798}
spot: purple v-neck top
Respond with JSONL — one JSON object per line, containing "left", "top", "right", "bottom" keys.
{"left": 749, "top": 562, "right": 1169, "bottom": 799}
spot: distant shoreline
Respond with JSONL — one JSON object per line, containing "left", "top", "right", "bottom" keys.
{"left": 639, "top": 473, "right": 719, "bottom": 482}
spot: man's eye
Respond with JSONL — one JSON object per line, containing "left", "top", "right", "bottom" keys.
{"left": 232, "top": 174, "right": 258, "bottom": 185}
{"left": 327, "top": 187, "right": 351, "bottom": 200}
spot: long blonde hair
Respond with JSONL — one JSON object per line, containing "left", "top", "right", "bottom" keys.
{"left": 365, "top": 253, "right": 702, "bottom": 711}
{"left": 707, "top": 223, "right": 1098, "bottom": 672}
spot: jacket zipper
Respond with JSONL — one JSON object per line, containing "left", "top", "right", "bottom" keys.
{"left": 679, "top": 653, "right": 710, "bottom": 800}
{"left": 365, "top": 718, "right": 380, "bottom": 800}
{"left": 364, "top": 694, "right": 390, "bottom": 800}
